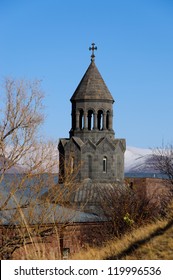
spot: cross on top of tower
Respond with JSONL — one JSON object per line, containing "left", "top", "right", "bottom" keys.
{"left": 89, "top": 43, "right": 97, "bottom": 61}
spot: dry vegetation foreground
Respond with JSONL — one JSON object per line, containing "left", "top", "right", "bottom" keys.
{"left": 123, "top": 221, "right": 173, "bottom": 260}
{"left": 72, "top": 212, "right": 173, "bottom": 260}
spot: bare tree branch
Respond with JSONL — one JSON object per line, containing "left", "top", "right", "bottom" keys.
{"left": 0, "top": 77, "right": 80, "bottom": 259}
{"left": 151, "top": 144, "right": 173, "bottom": 187}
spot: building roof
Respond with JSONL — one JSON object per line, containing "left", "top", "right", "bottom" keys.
{"left": 70, "top": 61, "right": 114, "bottom": 102}
{"left": 45, "top": 178, "right": 123, "bottom": 216}
{"left": 0, "top": 174, "right": 106, "bottom": 225}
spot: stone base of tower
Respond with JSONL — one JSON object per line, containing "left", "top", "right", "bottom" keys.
{"left": 58, "top": 135, "right": 126, "bottom": 184}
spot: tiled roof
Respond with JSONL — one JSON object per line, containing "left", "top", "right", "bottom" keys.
{"left": 0, "top": 175, "right": 106, "bottom": 225}
{"left": 0, "top": 184, "right": 104, "bottom": 225}
{"left": 47, "top": 179, "right": 121, "bottom": 216}
{"left": 70, "top": 61, "right": 114, "bottom": 102}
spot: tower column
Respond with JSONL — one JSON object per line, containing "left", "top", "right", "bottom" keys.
{"left": 103, "top": 112, "right": 107, "bottom": 130}
{"left": 109, "top": 111, "right": 113, "bottom": 130}
{"left": 76, "top": 111, "right": 80, "bottom": 130}
{"left": 84, "top": 111, "right": 88, "bottom": 129}
{"left": 94, "top": 112, "right": 97, "bottom": 130}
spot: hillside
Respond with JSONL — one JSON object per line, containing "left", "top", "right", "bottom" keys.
{"left": 72, "top": 216, "right": 173, "bottom": 260}
{"left": 122, "top": 221, "right": 173, "bottom": 260}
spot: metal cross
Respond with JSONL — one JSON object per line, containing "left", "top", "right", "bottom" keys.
{"left": 89, "top": 43, "right": 97, "bottom": 61}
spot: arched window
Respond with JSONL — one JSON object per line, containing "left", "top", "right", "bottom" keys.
{"left": 103, "top": 156, "right": 107, "bottom": 173}
{"left": 88, "top": 110, "right": 94, "bottom": 130}
{"left": 79, "top": 109, "right": 84, "bottom": 129}
{"left": 98, "top": 110, "right": 103, "bottom": 130}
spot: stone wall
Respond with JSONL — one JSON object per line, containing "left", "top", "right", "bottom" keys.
{"left": 125, "top": 177, "right": 171, "bottom": 201}
{"left": 0, "top": 222, "right": 109, "bottom": 260}
{"left": 1, "top": 178, "right": 171, "bottom": 260}
{"left": 59, "top": 136, "right": 125, "bottom": 183}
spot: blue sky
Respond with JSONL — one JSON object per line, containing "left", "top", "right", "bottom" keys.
{"left": 0, "top": 0, "right": 173, "bottom": 148}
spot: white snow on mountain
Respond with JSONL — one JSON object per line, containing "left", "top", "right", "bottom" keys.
{"left": 125, "top": 146, "right": 152, "bottom": 173}
{"left": 1, "top": 145, "right": 155, "bottom": 174}
{"left": 0, "top": 157, "right": 24, "bottom": 174}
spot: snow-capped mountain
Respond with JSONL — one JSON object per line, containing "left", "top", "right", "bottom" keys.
{"left": 125, "top": 146, "right": 153, "bottom": 173}
{"left": 1, "top": 146, "right": 155, "bottom": 174}
{"left": 0, "top": 156, "right": 24, "bottom": 174}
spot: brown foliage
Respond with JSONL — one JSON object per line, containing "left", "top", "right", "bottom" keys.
{"left": 95, "top": 182, "right": 172, "bottom": 239}
{"left": 151, "top": 144, "right": 173, "bottom": 188}
{"left": 0, "top": 78, "right": 63, "bottom": 259}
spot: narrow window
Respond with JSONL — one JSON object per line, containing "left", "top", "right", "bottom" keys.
{"left": 70, "top": 157, "right": 74, "bottom": 173}
{"left": 103, "top": 156, "right": 107, "bottom": 173}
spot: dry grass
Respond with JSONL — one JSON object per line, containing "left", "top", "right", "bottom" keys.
{"left": 12, "top": 243, "right": 60, "bottom": 260}
{"left": 71, "top": 190, "right": 173, "bottom": 260}
{"left": 123, "top": 224, "right": 173, "bottom": 260}
{"left": 12, "top": 217, "right": 173, "bottom": 260}
{"left": 71, "top": 216, "right": 173, "bottom": 260}
{"left": 9, "top": 202, "right": 173, "bottom": 260}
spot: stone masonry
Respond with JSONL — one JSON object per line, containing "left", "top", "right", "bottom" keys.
{"left": 58, "top": 46, "right": 126, "bottom": 185}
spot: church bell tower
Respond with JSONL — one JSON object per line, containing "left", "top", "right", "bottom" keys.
{"left": 58, "top": 44, "right": 126, "bottom": 184}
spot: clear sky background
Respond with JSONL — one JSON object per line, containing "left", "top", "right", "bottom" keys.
{"left": 0, "top": 0, "right": 173, "bottom": 148}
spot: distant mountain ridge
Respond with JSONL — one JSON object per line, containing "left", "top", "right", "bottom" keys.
{"left": 1, "top": 146, "right": 155, "bottom": 174}
{"left": 0, "top": 155, "right": 24, "bottom": 174}
{"left": 124, "top": 146, "right": 154, "bottom": 173}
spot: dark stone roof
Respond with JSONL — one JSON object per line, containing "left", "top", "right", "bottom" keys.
{"left": 0, "top": 175, "right": 124, "bottom": 225}
{"left": 0, "top": 176, "right": 105, "bottom": 225}
{"left": 70, "top": 61, "right": 114, "bottom": 102}
{"left": 45, "top": 178, "right": 123, "bottom": 216}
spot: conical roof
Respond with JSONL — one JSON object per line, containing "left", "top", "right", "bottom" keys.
{"left": 70, "top": 61, "right": 114, "bottom": 102}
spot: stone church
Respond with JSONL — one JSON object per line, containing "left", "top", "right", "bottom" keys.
{"left": 58, "top": 44, "right": 126, "bottom": 191}
{"left": 1, "top": 46, "right": 169, "bottom": 260}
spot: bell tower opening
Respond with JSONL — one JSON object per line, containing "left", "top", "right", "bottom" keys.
{"left": 88, "top": 110, "right": 94, "bottom": 130}
{"left": 79, "top": 109, "right": 84, "bottom": 130}
{"left": 98, "top": 110, "right": 103, "bottom": 130}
